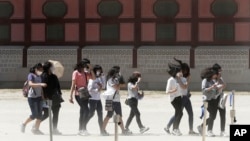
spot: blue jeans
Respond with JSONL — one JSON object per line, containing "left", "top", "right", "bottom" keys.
{"left": 170, "top": 96, "right": 183, "bottom": 130}
{"left": 28, "top": 97, "right": 43, "bottom": 120}
{"left": 125, "top": 98, "right": 144, "bottom": 129}
{"left": 167, "top": 95, "right": 194, "bottom": 130}
{"left": 86, "top": 99, "right": 103, "bottom": 132}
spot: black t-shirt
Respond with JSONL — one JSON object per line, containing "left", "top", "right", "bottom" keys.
{"left": 41, "top": 72, "right": 62, "bottom": 100}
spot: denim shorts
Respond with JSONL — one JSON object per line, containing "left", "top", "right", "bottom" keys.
{"left": 28, "top": 96, "right": 43, "bottom": 120}
{"left": 106, "top": 102, "right": 122, "bottom": 118}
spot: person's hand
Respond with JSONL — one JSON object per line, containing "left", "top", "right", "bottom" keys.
{"left": 40, "top": 83, "right": 47, "bottom": 87}
{"left": 87, "top": 64, "right": 93, "bottom": 71}
{"left": 176, "top": 72, "right": 183, "bottom": 78}
{"left": 137, "top": 77, "right": 141, "bottom": 83}
{"left": 97, "top": 82, "right": 102, "bottom": 89}
{"left": 173, "top": 86, "right": 178, "bottom": 92}
{"left": 69, "top": 97, "right": 74, "bottom": 104}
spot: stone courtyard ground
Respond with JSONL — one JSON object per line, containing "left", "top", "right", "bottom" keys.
{"left": 0, "top": 89, "right": 249, "bottom": 141}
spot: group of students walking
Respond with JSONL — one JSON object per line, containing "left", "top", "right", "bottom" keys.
{"left": 21, "top": 58, "right": 227, "bottom": 137}
{"left": 21, "top": 61, "right": 64, "bottom": 135}
{"left": 68, "top": 59, "right": 149, "bottom": 136}
{"left": 165, "top": 58, "right": 227, "bottom": 137}
{"left": 21, "top": 58, "right": 149, "bottom": 136}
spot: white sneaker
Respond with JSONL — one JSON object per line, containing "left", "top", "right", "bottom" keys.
{"left": 220, "top": 131, "right": 227, "bottom": 137}
{"left": 172, "top": 129, "right": 182, "bottom": 136}
{"left": 20, "top": 124, "right": 26, "bottom": 133}
{"left": 207, "top": 130, "right": 215, "bottom": 137}
{"left": 78, "top": 130, "right": 84, "bottom": 136}
{"left": 82, "top": 130, "right": 90, "bottom": 136}
{"left": 78, "top": 130, "right": 89, "bottom": 136}
{"left": 140, "top": 127, "right": 149, "bottom": 134}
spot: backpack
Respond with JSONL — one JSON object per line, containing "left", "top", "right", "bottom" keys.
{"left": 22, "top": 80, "right": 29, "bottom": 97}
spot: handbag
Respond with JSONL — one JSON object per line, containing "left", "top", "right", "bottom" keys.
{"left": 105, "top": 91, "right": 117, "bottom": 111}
{"left": 78, "top": 87, "right": 90, "bottom": 100}
{"left": 138, "top": 90, "right": 144, "bottom": 100}
{"left": 77, "top": 72, "right": 91, "bottom": 100}
{"left": 124, "top": 99, "right": 129, "bottom": 105}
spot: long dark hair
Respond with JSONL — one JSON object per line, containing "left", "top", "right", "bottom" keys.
{"left": 167, "top": 63, "right": 181, "bottom": 77}
{"left": 74, "top": 62, "right": 84, "bottom": 72}
{"left": 174, "top": 57, "right": 190, "bottom": 78}
{"left": 106, "top": 67, "right": 118, "bottom": 81}
{"left": 200, "top": 67, "right": 217, "bottom": 81}
{"left": 93, "top": 64, "right": 103, "bottom": 76}
{"left": 212, "top": 63, "right": 221, "bottom": 73}
{"left": 43, "top": 61, "right": 52, "bottom": 74}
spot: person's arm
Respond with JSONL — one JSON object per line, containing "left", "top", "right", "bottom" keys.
{"left": 108, "top": 78, "right": 120, "bottom": 90}
{"left": 177, "top": 77, "right": 188, "bottom": 89}
{"left": 69, "top": 71, "right": 76, "bottom": 104}
{"left": 28, "top": 74, "right": 46, "bottom": 88}
{"left": 130, "top": 83, "right": 139, "bottom": 91}
{"left": 69, "top": 80, "right": 76, "bottom": 104}
{"left": 218, "top": 77, "right": 226, "bottom": 90}
{"left": 202, "top": 79, "right": 216, "bottom": 92}
{"left": 88, "top": 64, "right": 96, "bottom": 80}
{"left": 28, "top": 80, "right": 46, "bottom": 88}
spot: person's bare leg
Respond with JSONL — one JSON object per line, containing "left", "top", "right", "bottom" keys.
{"left": 34, "top": 119, "right": 42, "bottom": 130}
{"left": 21, "top": 117, "right": 33, "bottom": 133}
{"left": 119, "top": 117, "right": 125, "bottom": 132}
{"left": 102, "top": 116, "right": 110, "bottom": 132}
{"left": 23, "top": 117, "right": 33, "bottom": 125}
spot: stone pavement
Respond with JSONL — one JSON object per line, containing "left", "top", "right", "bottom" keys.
{"left": 0, "top": 89, "right": 249, "bottom": 141}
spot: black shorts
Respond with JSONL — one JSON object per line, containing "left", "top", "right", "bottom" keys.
{"left": 106, "top": 102, "right": 122, "bottom": 118}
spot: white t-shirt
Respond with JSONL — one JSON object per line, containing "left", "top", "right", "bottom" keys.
{"left": 127, "top": 82, "right": 138, "bottom": 99}
{"left": 104, "top": 78, "right": 120, "bottom": 102}
{"left": 88, "top": 78, "right": 102, "bottom": 100}
{"left": 179, "top": 77, "right": 188, "bottom": 96}
{"left": 166, "top": 77, "right": 181, "bottom": 102}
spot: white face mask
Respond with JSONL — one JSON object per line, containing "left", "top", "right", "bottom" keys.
{"left": 84, "top": 68, "right": 89, "bottom": 73}
{"left": 96, "top": 71, "right": 101, "bottom": 76}
{"left": 36, "top": 71, "right": 42, "bottom": 76}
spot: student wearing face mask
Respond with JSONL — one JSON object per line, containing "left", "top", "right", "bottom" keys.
{"left": 197, "top": 67, "right": 220, "bottom": 137}
{"left": 21, "top": 63, "right": 47, "bottom": 134}
{"left": 41, "top": 61, "right": 64, "bottom": 135}
{"left": 85, "top": 65, "right": 106, "bottom": 135}
{"left": 124, "top": 72, "right": 149, "bottom": 134}
{"left": 212, "top": 63, "right": 227, "bottom": 137}
{"left": 69, "top": 58, "right": 95, "bottom": 136}
{"left": 164, "top": 58, "right": 198, "bottom": 135}
{"left": 165, "top": 63, "right": 183, "bottom": 136}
